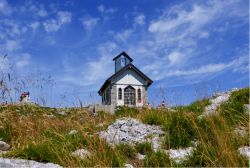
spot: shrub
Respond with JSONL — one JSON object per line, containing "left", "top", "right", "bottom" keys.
{"left": 144, "top": 151, "right": 172, "bottom": 167}
{"left": 116, "top": 143, "right": 136, "bottom": 158}
{"left": 219, "top": 88, "right": 249, "bottom": 126}
{"left": 135, "top": 142, "right": 153, "bottom": 155}
{"left": 115, "top": 106, "right": 139, "bottom": 117}
{"left": 176, "top": 99, "right": 210, "bottom": 114}
{"left": 0, "top": 118, "right": 12, "bottom": 142}
{"left": 141, "top": 109, "right": 165, "bottom": 125}
{"left": 163, "top": 112, "right": 196, "bottom": 149}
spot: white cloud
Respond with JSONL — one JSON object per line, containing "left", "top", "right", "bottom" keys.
{"left": 30, "top": 21, "right": 40, "bottom": 31}
{"left": 0, "top": 0, "right": 12, "bottom": 15}
{"left": 199, "top": 31, "right": 209, "bottom": 38}
{"left": 154, "top": 56, "right": 248, "bottom": 80}
{"left": 168, "top": 51, "right": 184, "bottom": 65}
{"left": 124, "top": 0, "right": 248, "bottom": 83}
{"left": 15, "top": 53, "right": 30, "bottom": 68}
{"left": 134, "top": 14, "right": 145, "bottom": 26}
{"left": 82, "top": 42, "right": 117, "bottom": 85}
{"left": 0, "top": 20, "right": 27, "bottom": 38}
{"left": 81, "top": 17, "right": 99, "bottom": 31}
{"left": 115, "top": 29, "right": 133, "bottom": 42}
{"left": 37, "top": 7, "right": 47, "bottom": 17}
{"left": 43, "top": 11, "right": 72, "bottom": 32}
{"left": 97, "top": 4, "right": 105, "bottom": 13}
{"left": 5, "top": 40, "right": 20, "bottom": 51}
{"left": 58, "top": 42, "right": 118, "bottom": 87}
{"left": 148, "top": 4, "right": 213, "bottom": 34}
{"left": 97, "top": 4, "right": 116, "bottom": 14}
{"left": 27, "top": 2, "right": 48, "bottom": 17}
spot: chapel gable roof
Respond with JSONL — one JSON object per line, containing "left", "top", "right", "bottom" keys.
{"left": 98, "top": 63, "right": 153, "bottom": 95}
{"left": 112, "top": 51, "right": 133, "bottom": 62}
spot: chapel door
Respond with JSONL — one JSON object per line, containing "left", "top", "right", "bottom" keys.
{"left": 124, "top": 86, "right": 135, "bottom": 105}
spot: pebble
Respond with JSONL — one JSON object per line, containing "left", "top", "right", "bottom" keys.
{"left": 124, "top": 163, "right": 134, "bottom": 168}
{"left": 164, "top": 147, "right": 194, "bottom": 164}
{"left": 68, "top": 130, "right": 78, "bottom": 135}
{"left": 71, "top": 149, "right": 91, "bottom": 160}
{"left": 136, "top": 153, "right": 146, "bottom": 160}
{"left": 238, "top": 146, "right": 250, "bottom": 158}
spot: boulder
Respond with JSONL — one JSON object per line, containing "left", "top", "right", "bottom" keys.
{"left": 0, "top": 141, "right": 10, "bottom": 151}
{"left": 99, "top": 118, "right": 164, "bottom": 151}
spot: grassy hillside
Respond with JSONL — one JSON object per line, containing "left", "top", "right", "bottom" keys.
{"left": 0, "top": 88, "right": 249, "bottom": 167}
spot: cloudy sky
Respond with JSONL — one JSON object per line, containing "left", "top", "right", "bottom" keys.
{"left": 0, "top": 0, "right": 249, "bottom": 106}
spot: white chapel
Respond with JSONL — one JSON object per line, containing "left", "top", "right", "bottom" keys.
{"left": 98, "top": 51, "right": 153, "bottom": 107}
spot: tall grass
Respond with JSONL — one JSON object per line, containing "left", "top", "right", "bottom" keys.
{"left": 0, "top": 88, "right": 249, "bottom": 167}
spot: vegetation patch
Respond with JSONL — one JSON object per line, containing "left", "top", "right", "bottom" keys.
{"left": 115, "top": 106, "right": 139, "bottom": 117}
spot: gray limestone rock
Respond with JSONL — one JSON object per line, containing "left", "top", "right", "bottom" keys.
{"left": 99, "top": 118, "right": 164, "bottom": 151}
{"left": 164, "top": 147, "right": 194, "bottom": 164}
{"left": 0, "top": 158, "right": 62, "bottom": 168}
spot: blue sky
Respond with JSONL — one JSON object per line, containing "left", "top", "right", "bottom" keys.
{"left": 0, "top": 0, "right": 249, "bottom": 107}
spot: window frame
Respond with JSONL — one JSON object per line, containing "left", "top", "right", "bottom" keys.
{"left": 137, "top": 88, "right": 142, "bottom": 103}
{"left": 118, "top": 88, "right": 122, "bottom": 100}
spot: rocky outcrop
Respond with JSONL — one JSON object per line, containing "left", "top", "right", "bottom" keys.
{"left": 99, "top": 118, "right": 164, "bottom": 151}
{"left": 0, "top": 158, "right": 62, "bottom": 168}
{"left": 204, "top": 92, "right": 230, "bottom": 116}
{"left": 200, "top": 88, "right": 239, "bottom": 117}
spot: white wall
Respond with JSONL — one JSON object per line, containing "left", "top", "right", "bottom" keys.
{"left": 110, "top": 69, "right": 148, "bottom": 107}
{"left": 114, "top": 70, "right": 146, "bottom": 86}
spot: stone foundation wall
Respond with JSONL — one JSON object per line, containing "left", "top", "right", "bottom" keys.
{"left": 111, "top": 85, "right": 117, "bottom": 106}
{"left": 142, "top": 86, "right": 148, "bottom": 105}
{"left": 87, "top": 104, "right": 116, "bottom": 114}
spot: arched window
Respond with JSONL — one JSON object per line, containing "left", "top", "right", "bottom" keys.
{"left": 138, "top": 89, "right": 141, "bottom": 103}
{"left": 124, "top": 86, "right": 135, "bottom": 105}
{"left": 118, "top": 88, "right": 122, "bottom": 100}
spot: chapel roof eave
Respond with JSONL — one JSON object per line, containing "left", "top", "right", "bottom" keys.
{"left": 112, "top": 51, "right": 133, "bottom": 62}
{"left": 98, "top": 63, "right": 153, "bottom": 95}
